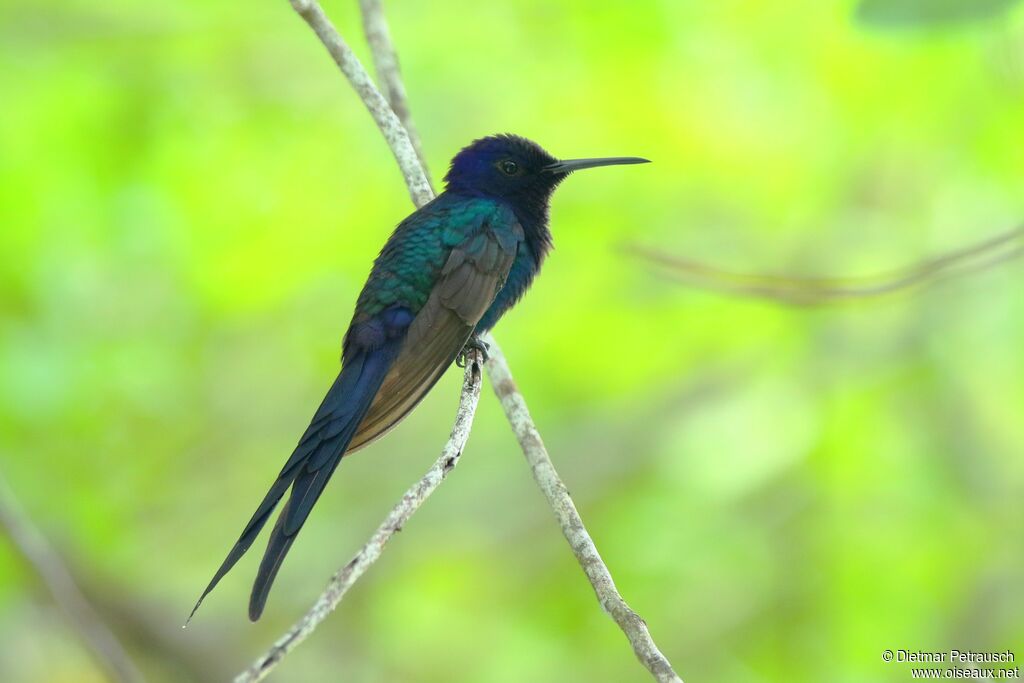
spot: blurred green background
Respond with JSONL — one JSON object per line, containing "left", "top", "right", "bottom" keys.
{"left": 1, "top": 0, "right": 1022, "bottom": 681}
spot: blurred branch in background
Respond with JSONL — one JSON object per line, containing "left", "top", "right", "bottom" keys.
{"left": 0, "top": 469, "right": 145, "bottom": 683}
{"left": 630, "top": 224, "right": 1024, "bottom": 307}
{"left": 856, "top": 0, "right": 1024, "bottom": 29}
{"left": 244, "top": 1, "right": 683, "bottom": 682}
{"left": 85, "top": 583, "right": 238, "bottom": 683}
{"left": 235, "top": 352, "right": 485, "bottom": 683}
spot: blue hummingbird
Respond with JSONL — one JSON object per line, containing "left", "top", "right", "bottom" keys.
{"left": 192, "top": 134, "right": 648, "bottom": 620}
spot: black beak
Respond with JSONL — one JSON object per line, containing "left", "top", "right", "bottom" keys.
{"left": 543, "top": 156, "right": 651, "bottom": 174}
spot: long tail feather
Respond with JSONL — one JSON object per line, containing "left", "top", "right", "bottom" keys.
{"left": 189, "top": 340, "right": 400, "bottom": 623}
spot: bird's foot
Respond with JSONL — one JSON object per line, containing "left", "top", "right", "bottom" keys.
{"left": 456, "top": 336, "right": 490, "bottom": 367}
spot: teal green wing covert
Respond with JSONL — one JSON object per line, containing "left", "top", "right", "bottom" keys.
{"left": 348, "top": 197, "right": 523, "bottom": 451}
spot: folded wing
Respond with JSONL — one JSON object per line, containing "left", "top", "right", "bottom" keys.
{"left": 348, "top": 220, "right": 522, "bottom": 451}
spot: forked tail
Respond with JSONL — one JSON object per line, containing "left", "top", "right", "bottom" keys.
{"left": 188, "top": 339, "right": 401, "bottom": 622}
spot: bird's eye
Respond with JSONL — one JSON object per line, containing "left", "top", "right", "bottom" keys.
{"left": 500, "top": 160, "right": 519, "bottom": 175}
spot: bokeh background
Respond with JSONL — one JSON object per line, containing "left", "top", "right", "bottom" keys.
{"left": 1, "top": 0, "right": 1022, "bottom": 681}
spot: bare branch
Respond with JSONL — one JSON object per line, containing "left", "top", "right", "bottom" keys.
{"left": 0, "top": 469, "right": 145, "bottom": 683}
{"left": 243, "top": 2, "right": 684, "bottom": 681}
{"left": 482, "top": 335, "right": 684, "bottom": 683}
{"left": 288, "top": 0, "right": 432, "bottom": 207}
{"left": 358, "top": 0, "right": 433, "bottom": 187}
{"left": 630, "top": 224, "right": 1024, "bottom": 306}
{"left": 234, "top": 354, "right": 484, "bottom": 683}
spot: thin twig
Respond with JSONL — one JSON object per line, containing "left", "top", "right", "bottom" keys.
{"left": 630, "top": 224, "right": 1024, "bottom": 306}
{"left": 288, "top": 0, "right": 432, "bottom": 207}
{"left": 234, "top": 354, "right": 484, "bottom": 683}
{"left": 0, "top": 469, "right": 145, "bottom": 683}
{"left": 246, "top": 2, "right": 684, "bottom": 681}
{"left": 358, "top": 0, "right": 432, "bottom": 186}
{"left": 482, "top": 336, "right": 683, "bottom": 683}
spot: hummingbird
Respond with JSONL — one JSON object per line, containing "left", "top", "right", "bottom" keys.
{"left": 192, "top": 134, "right": 649, "bottom": 621}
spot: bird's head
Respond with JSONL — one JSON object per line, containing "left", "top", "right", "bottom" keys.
{"left": 443, "top": 134, "right": 648, "bottom": 204}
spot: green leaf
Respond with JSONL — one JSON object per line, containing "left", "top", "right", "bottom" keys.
{"left": 856, "top": 0, "right": 1022, "bottom": 28}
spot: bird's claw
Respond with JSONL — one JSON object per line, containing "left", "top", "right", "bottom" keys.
{"left": 456, "top": 336, "right": 490, "bottom": 367}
